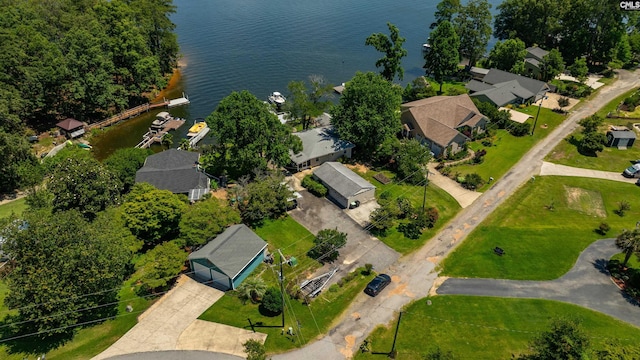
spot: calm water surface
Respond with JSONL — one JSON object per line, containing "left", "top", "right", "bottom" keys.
{"left": 93, "top": 0, "right": 500, "bottom": 160}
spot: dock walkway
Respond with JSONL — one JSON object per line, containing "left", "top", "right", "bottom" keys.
{"left": 89, "top": 94, "right": 190, "bottom": 130}
{"left": 135, "top": 119, "right": 185, "bottom": 149}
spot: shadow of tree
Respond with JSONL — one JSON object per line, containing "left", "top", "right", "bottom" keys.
{"left": 592, "top": 258, "right": 610, "bottom": 275}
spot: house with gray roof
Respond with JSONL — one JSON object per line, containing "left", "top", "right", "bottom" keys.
{"left": 313, "top": 162, "right": 375, "bottom": 208}
{"left": 400, "top": 94, "right": 488, "bottom": 158}
{"left": 289, "top": 126, "right": 355, "bottom": 172}
{"left": 466, "top": 68, "right": 550, "bottom": 107}
{"left": 188, "top": 224, "right": 267, "bottom": 290}
{"left": 524, "top": 46, "right": 549, "bottom": 78}
{"left": 135, "top": 149, "right": 210, "bottom": 201}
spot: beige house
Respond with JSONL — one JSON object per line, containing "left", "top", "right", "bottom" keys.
{"left": 400, "top": 94, "right": 488, "bottom": 158}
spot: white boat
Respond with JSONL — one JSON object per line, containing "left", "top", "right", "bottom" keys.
{"left": 187, "top": 120, "right": 210, "bottom": 147}
{"left": 268, "top": 91, "right": 286, "bottom": 106}
{"left": 151, "top": 111, "right": 172, "bottom": 131}
{"left": 422, "top": 43, "right": 431, "bottom": 52}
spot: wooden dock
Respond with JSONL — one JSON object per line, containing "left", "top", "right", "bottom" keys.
{"left": 89, "top": 102, "right": 168, "bottom": 130}
{"left": 135, "top": 119, "right": 185, "bottom": 148}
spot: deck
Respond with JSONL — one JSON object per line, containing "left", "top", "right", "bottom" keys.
{"left": 89, "top": 94, "right": 191, "bottom": 130}
{"left": 135, "top": 119, "right": 185, "bottom": 149}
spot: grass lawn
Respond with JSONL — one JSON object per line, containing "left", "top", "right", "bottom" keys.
{"left": 0, "top": 198, "right": 27, "bottom": 219}
{"left": 354, "top": 295, "right": 640, "bottom": 360}
{"left": 357, "top": 169, "right": 461, "bottom": 254}
{"left": 254, "top": 216, "right": 319, "bottom": 273}
{"left": 452, "top": 107, "right": 566, "bottom": 191}
{"left": 440, "top": 176, "right": 640, "bottom": 280}
{"left": 425, "top": 78, "right": 468, "bottom": 95}
{"left": 612, "top": 252, "right": 640, "bottom": 268}
{"left": 199, "top": 267, "right": 375, "bottom": 353}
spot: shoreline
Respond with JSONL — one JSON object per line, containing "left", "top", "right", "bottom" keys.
{"left": 152, "top": 66, "right": 183, "bottom": 103}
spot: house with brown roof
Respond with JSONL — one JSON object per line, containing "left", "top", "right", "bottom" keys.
{"left": 56, "top": 118, "right": 85, "bottom": 138}
{"left": 400, "top": 94, "right": 488, "bottom": 158}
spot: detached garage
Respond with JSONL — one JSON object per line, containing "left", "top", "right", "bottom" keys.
{"left": 313, "top": 162, "right": 376, "bottom": 208}
{"left": 188, "top": 224, "right": 267, "bottom": 290}
{"left": 606, "top": 130, "right": 636, "bottom": 149}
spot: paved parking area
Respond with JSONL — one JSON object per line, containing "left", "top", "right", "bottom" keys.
{"left": 344, "top": 200, "right": 379, "bottom": 227}
{"left": 289, "top": 190, "right": 399, "bottom": 273}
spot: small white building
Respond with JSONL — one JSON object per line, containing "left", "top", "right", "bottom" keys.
{"left": 313, "top": 162, "right": 375, "bottom": 208}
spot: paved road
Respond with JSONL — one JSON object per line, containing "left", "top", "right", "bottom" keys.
{"left": 437, "top": 239, "right": 640, "bottom": 328}
{"left": 540, "top": 161, "right": 637, "bottom": 184}
{"left": 272, "top": 70, "right": 640, "bottom": 359}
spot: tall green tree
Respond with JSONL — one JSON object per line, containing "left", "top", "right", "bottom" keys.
{"left": 424, "top": 21, "right": 460, "bottom": 93}
{"left": 47, "top": 156, "right": 122, "bottom": 220}
{"left": 517, "top": 318, "right": 589, "bottom": 360}
{"left": 103, "top": 147, "right": 153, "bottom": 193}
{"left": 494, "top": 0, "right": 568, "bottom": 48}
{"left": 568, "top": 58, "right": 588, "bottom": 83}
{"left": 486, "top": 38, "right": 527, "bottom": 72}
{"left": 395, "top": 139, "right": 432, "bottom": 185}
{"left": 540, "top": 49, "right": 565, "bottom": 82}
{"left": 178, "top": 198, "right": 241, "bottom": 247}
{"left": 285, "top": 75, "right": 333, "bottom": 130}
{"left": 3, "top": 210, "right": 130, "bottom": 340}
{"left": 307, "top": 228, "right": 348, "bottom": 264}
{"left": 430, "top": 0, "right": 461, "bottom": 29}
{"left": 453, "top": 0, "right": 492, "bottom": 69}
{"left": 237, "top": 172, "right": 292, "bottom": 226}
{"left": 365, "top": 22, "right": 408, "bottom": 82}
{"left": 615, "top": 228, "right": 640, "bottom": 267}
{"left": 205, "top": 90, "right": 302, "bottom": 178}
{"left": 0, "top": 130, "right": 41, "bottom": 193}
{"left": 330, "top": 72, "right": 403, "bottom": 157}
{"left": 135, "top": 241, "right": 187, "bottom": 294}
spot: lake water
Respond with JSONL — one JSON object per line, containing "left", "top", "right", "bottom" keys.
{"left": 92, "top": 0, "right": 500, "bottom": 160}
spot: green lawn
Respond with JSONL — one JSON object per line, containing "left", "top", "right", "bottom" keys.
{"left": 612, "top": 252, "right": 640, "bottom": 268}
{"left": 452, "top": 107, "right": 566, "bottom": 191}
{"left": 425, "top": 78, "right": 468, "bottom": 95}
{"left": 441, "top": 176, "right": 640, "bottom": 280}
{"left": 0, "top": 198, "right": 27, "bottom": 219}
{"left": 254, "top": 216, "right": 318, "bottom": 272}
{"left": 357, "top": 169, "right": 461, "bottom": 254}
{"left": 354, "top": 296, "right": 640, "bottom": 360}
{"left": 199, "top": 267, "right": 374, "bottom": 353}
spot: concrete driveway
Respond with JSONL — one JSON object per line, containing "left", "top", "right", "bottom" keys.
{"left": 289, "top": 190, "right": 400, "bottom": 274}
{"left": 540, "top": 161, "right": 637, "bottom": 184}
{"left": 427, "top": 164, "right": 482, "bottom": 208}
{"left": 436, "top": 239, "right": 640, "bottom": 327}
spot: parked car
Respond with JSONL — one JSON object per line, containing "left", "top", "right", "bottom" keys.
{"left": 623, "top": 164, "right": 640, "bottom": 178}
{"left": 349, "top": 200, "right": 361, "bottom": 209}
{"left": 364, "top": 274, "right": 391, "bottom": 297}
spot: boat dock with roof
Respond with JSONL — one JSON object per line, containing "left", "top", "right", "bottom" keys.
{"left": 135, "top": 112, "right": 185, "bottom": 148}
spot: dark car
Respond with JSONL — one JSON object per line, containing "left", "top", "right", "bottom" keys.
{"left": 349, "top": 200, "right": 361, "bottom": 209}
{"left": 364, "top": 274, "right": 391, "bottom": 297}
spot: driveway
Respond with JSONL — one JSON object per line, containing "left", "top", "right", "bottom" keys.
{"left": 540, "top": 161, "right": 637, "bottom": 184}
{"left": 94, "top": 276, "right": 265, "bottom": 360}
{"left": 436, "top": 239, "right": 640, "bottom": 328}
{"left": 427, "top": 164, "right": 482, "bottom": 208}
{"left": 289, "top": 190, "right": 400, "bottom": 275}
{"left": 557, "top": 74, "right": 605, "bottom": 89}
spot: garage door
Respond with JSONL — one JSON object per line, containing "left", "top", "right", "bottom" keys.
{"left": 210, "top": 269, "right": 231, "bottom": 290}
{"left": 193, "top": 262, "right": 212, "bottom": 281}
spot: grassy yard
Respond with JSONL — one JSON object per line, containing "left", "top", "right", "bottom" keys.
{"left": 0, "top": 198, "right": 27, "bottom": 219}
{"left": 451, "top": 107, "right": 566, "bottom": 191}
{"left": 254, "top": 216, "right": 319, "bottom": 274}
{"left": 425, "top": 78, "right": 468, "bottom": 95}
{"left": 440, "top": 176, "right": 640, "bottom": 280}
{"left": 612, "top": 252, "right": 640, "bottom": 268}
{"left": 357, "top": 169, "right": 461, "bottom": 254}
{"left": 199, "top": 267, "right": 374, "bottom": 353}
{"left": 354, "top": 295, "right": 640, "bottom": 360}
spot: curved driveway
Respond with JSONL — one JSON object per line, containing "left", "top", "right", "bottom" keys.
{"left": 437, "top": 239, "right": 640, "bottom": 327}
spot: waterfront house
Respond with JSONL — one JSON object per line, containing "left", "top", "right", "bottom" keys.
{"left": 400, "top": 94, "right": 487, "bottom": 158}
{"left": 289, "top": 126, "right": 355, "bottom": 172}
{"left": 466, "top": 68, "right": 550, "bottom": 107}
{"left": 524, "top": 46, "right": 549, "bottom": 79}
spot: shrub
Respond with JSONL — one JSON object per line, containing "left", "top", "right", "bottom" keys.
{"left": 473, "top": 149, "right": 487, "bottom": 164}
{"left": 463, "top": 173, "right": 483, "bottom": 190}
{"left": 481, "top": 139, "right": 493, "bottom": 147}
{"left": 398, "top": 222, "right": 422, "bottom": 239}
{"left": 439, "top": 166, "right": 452, "bottom": 176}
{"left": 615, "top": 200, "right": 631, "bottom": 216}
{"left": 509, "top": 121, "right": 531, "bottom": 137}
{"left": 558, "top": 97, "right": 570, "bottom": 108}
{"left": 261, "top": 287, "right": 283, "bottom": 314}
{"left": 414, "top": 207, "right": 439, "bottom": 229}
{"left": 243, "top": 339, "right": 267, "bottom": 360}
{"left": 302, "top": 175, "right": 328, "bottom": 197}
{"left": 364, "top": 263, "right": 373, "bottom": 275}
{"left": 396, "top": 197, "right": 414, "bottom": 219}
{"left": 328, "top": 284, "right": 340, "bottom": 293}
{"left": 596, "top": 222, "right": 611, "bottom": 235}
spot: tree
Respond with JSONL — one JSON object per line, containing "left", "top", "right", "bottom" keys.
{"left": 3, "top": 210, "right": 130, "bottom": 340}
{"left": 0, "top": 130, "right": 42, "bottom": 193}
{"left": 307, "top": 228, "right": 348, "bottom": 264}
{"left": 237, "top": 277, "right": 267, "bottom": 303}
{"left": 103, "top": 147, "right": 153, "bottom": 193}
{"left": 47, "top": 156, "right": 122, "bottom": 220}
{"left": 178, "top": 198, "right": 241, "bottom": 247}
{"left": 517, "top": 318, "right": 589, "bottom": 360}
{"left": 238, "top": 172, "right": 292, "bottom": 226}
{"left": 424, "top": 21, "right": 460, "bottom": 93}
{"left": 331, "top": 72, "right": 402, "bottom": 156}
{"left": 494, "top": 0, "right": 568, "bottom": 48}
{"left": 462, "top": 173, "right": 483, "bottom": 190}
{"left": 578, "top": 115, "right": 604, "bottom": 134}
{"left": 403, "top": 76, "right": 437, "bottom": 102}
{"left": 424, "top": 347, "right": 456, "bottom": 360}
{"left": 487, "top": 39, "right": 527, "bottom": 72}
{"left": 285, "top": 75, "right": 333, "bottom": 130}
{"left": 578, "top": 132, "right": 606, "bottom": 156}
{"left": 395, "top": 139, "right": 432, "bottom": 185}
{"left": 430, "top": 0, "right": 461, "bottom": 29}
{"left": 453, "top": 0, "right": 492, "bottom": 69}
{"left": 365, "top": 22, "right": 408, "bottom": 82}
{"left": 243, "top": 339, "right": 267, "bottom": 360}
{"left": 594, "top": 340, "right": 640, "bottom": 360}
{"left": 135, "top": 241, "right": 187, "bottom": 294}
{"left": 540, "top": 48, "right": 565, "bottom": 82}
{"left": 120, "top": 183, "right": 187, "bottom": 244}
{"left": 568, "top": 58, "right": 588, "bottom": 83}
{"left": 205, "top": 90, "right": 302, "bottom": 178}
{"left": 261, "top": 287, "right": 283, "bottom": 314}
{"left": 615, "top": 228, "right": 640, "bottom": 267}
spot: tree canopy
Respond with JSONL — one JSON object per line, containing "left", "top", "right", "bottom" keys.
{"left": 178, "top": 198, "right": 241, "bottom": 247}
{"left": 487, "top": 39, "right": 527, "bottom": 73}
{"left": 453, "top": 0, "right": 492, "bottom": 68}
{"left": 424, "top": 21, "right": 460, "bottom": 93}
{"left": 235, "top": 173, "right": 293, "bottom": 226}
{"left": 0, "top": 130, "right": 42, "bottom": 193}
{"left": 430, "top": 0, "right": 461, "bottom": 29}
{"left": 331, "top": 72, "right": 402, "bottom": 157}
{"left": 205, "top": 90, "right": 302, "bottom": 179}
{"left": 365, "top": 22, "right": 408, "bottom": 82}
{"left": 103, "top": 147, "right": 153, "bottom": 193}
{"left": 285, "top": 75, "right": 333, "bottom": 130}
{"left": 307, "top": 228, "right": 348, "bottom": 264}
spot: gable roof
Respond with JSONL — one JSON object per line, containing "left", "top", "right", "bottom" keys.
{"left": 314, "top": 162, "right": 375, "bottom": 198}
{"left": 401, "top": 94, "right": 486, "bottom": 146}
{"left": 56, "top": 118, "right": 84, "bottom": 131}
{"left": 290, "top": 126, "right": 354, "bottom": 165}
{"left": 135, "top": 149, "right": 209, "bottom": 194}
{"left": 188, "top": 224, "right": 267, "bottom": 279}
{"left": 608, "top": 130, "right": 637, "bottom": 139}
{"left": 526, "top": 46, "right": 549, "bottom": 61}
{"left": 481, "top": 68, "right": 549, "bottom": 96}
{"left": 470, "top": 80, "right": 532, "bottom": 107}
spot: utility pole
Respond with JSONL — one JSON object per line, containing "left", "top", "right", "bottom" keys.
{"left": 279, "top": 252, "right": 285, "bottom": 329}
{"left": 422, "top": 169, "right": 429, "bottom": 211}
{"left": 389, "top": 311, "right": 403, "bottom": 358}
{"left": 531, "top": 93, "right": 547, "bottom": 136}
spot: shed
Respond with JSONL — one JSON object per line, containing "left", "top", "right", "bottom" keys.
{"left": 188, "top": 224, "right": 267, "bottom": 290}
{"left": 313, "top": 162, "right": 376, "bottom": 208}
{"left": 56, "top": 118, "right": 85, "bottom": 138}
{"left": 606, "top": 130, "right": 636, "bottom": 148}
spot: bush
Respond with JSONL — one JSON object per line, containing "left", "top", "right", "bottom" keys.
{"left": 615, "top": 200, "right": 631, "bottom": 216}
{"left": 473, "top": 149, "right": 487, "bottom": 164}
{"left": 135, "top": 241, "right": 187, "bottom": 295}
{"left": 261, "top": 287, "right": 283, "bottom": 314}
{"left": 558, "top": 97, "right": 570, "bottom": 108}
{"left": 396, "top": 197, "right": 414, "bottom": 219}
{"left": 398, "top": 222, "right": 422, "bottom": 239}
{"left": 414, "top": 207, "right": 439, "bottom": 229}
{"left": 463, "top": 173, "right": 483, "bottom": 190}
{"left": 364, "top": 263, "right": 373, "bottom": 275}
{"left": 302, "top": 175, "right": 328, "bottom": 197}
{"left": 328, "top": 284, "right": 339, "bottom": 293}
{"left": 243, "top": 339, "right": 267, "bottom": 360}
{"left": 509, "top": 121, "right": 531, "bottom": 137}
{"left": 481, "top": 139, "right": 493, "bottom": 147}
{"left": 596, "top": 222, "right": 610, "bottom": 235}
